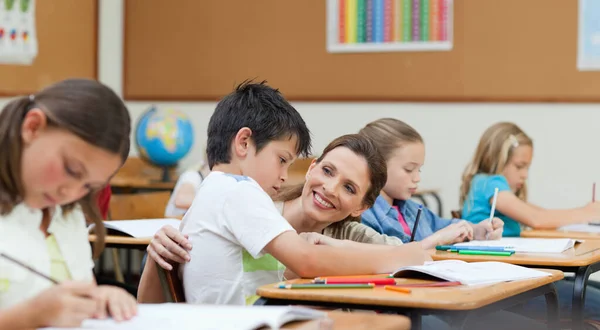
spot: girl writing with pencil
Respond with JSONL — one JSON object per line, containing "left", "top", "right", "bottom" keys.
{"left": 358, "top": 118, "right": 504, "bottom": 245}
{"left": 0, "top": 79, "right": 137, "bottom": 329}
{"left": 460, "top": 121, "right": 600, "bottom": 322}
{"left": 460, "top": 121, "right": 600, "bottom": 235}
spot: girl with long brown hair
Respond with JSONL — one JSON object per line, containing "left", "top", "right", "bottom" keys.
{"left": 0, "top": 79, "right": 136, "bottom": 328}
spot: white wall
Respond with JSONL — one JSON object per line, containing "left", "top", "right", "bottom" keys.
{"left": 2, "top": 0, "right": 599, "bottom": 218}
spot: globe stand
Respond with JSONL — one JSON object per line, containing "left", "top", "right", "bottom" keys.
{"left": 155, "top": 165, "right": 177, "bottom": 182}
{"left": 160, "top": 165, "right": 176, "bottom": 182}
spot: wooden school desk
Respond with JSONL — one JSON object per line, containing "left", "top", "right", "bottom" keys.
{"left": 89, "top": 234, "right": 151, "bottom": 283}
{"left": 433, "top": 240, "right": 600, "bottom": 330}
{"left": 89, "top": 234, "right": 151, "bottom": 250}
{"left": 522, "top": 229, "right": 600, "bottom": 240}
{"left": 255, "top": 270, "right": 563, "bottom": 330}
{"left": 283, "top": 311, "right": 410, "bottom": 330}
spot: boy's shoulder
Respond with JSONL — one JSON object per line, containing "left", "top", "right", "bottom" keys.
{"left": 199, "top": 171, "right": 269, "bottom": 202}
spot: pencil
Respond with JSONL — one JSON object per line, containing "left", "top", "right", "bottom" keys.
{"left": 315, "top": 274, "right": 392, "bottom": 280}
{"left": 486, "top": 187, "right": 499, "bottom": 240}
{"left": 278, "top": 283, "right": 375, "bottom": 289}
{"left": 409, "top": 205, "right": 423, "bottom": 242}
{"left": 594, "top": 182, "right": 596, "bottom": 202}
{"left": 394, "top": 281, "right": 462, "bottom": 288}
{"left": 0, "top": 252, "right": 58, "bottom": 284}
{"left": 384, "top": 285, "right": 412, "bottom": 294}
{"left": 313, "top": 278, "right": 396, "bottom": 285}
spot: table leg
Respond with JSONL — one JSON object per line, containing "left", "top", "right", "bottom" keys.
{"left": 544, "top": 283, "right": 560, "bottom": 330}
{"left": 572, "top": 265, "right": 591, "bottom": 330}
{"left": 409, "top": 312, "right": 421, "bottom": 330}
{"left": 448, "top": 283, "right": 559, "bottom": 330}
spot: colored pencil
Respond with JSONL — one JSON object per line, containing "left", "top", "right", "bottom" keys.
{"left": 278, "top": 283, "right": 375, "bottom": 289}
{"left": 313, "top": 278, "right": 396, "bottom": 285}
{"left": 394, "top": 281, "right": 462, "bottom": 288}
{"left": 384, "top": 285, "right": 412, "bottom": 294}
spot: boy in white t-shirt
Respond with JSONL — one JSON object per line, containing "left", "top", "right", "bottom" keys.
{"left": 140, "top": 81, "right": 424, "bottom": 305}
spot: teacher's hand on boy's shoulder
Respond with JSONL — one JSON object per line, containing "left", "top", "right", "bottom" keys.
{"left": 147, "top": 225, "right": 192, "bottom": 271}
{"left": 30, "top": 281, "right": 99, "bottom": 328}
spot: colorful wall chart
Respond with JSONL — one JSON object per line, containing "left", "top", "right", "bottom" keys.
{"left": 327, "top": 0, "right": 452, "bottom": 53}
{"left": 0, "top": 0, "right": 38, "bottom": 65}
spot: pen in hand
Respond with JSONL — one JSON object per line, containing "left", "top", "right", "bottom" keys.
{"left": 486, "top": 188, "right": 499, "bottom": 240}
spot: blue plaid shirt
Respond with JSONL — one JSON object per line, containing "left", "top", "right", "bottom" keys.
{"left": 361, "top": 196, "right": 459, "bottom": 243}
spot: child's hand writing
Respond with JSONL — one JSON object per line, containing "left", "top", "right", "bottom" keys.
{"left": 93, "top": 285, "right": 137, "bottom": 322}
{"left": 472, "top": 218, "right": 504, "bottom": 240}
{"left": 428, "top": 220, "right": 473, "bottom": 247}
{"left": 30, "top": 281, "right": 99, "bottom": 328}
{"left": 147, "top": 225, "right": 192, "bottom": 271}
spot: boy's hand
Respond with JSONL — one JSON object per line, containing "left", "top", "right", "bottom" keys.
{"left": 93, "top": 286, "right": 137, "bottom": 322}
{"left": 299, "top": 232, "right": 345, "bottom": 247}
{"left": 147, "top": 225, "right": 192, "bottom": 271}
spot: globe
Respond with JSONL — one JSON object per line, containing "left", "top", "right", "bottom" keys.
{"left": 135, "top": 106, "right": 194, "bottom": 172}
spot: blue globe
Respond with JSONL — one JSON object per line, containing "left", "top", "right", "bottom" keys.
{"left": 135, "top": 106, "right": 194, "bottom": 167}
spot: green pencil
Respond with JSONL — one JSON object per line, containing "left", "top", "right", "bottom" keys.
{"left": 277, "top": 283, "right": 374, "bottom": 289}
{"left": 458, "top": 250, "right": 513, "bottom": 257}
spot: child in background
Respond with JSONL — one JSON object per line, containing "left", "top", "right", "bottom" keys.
{"left": 461, "top": 121, "right": 600, "bottom": 235}
{"left": 164, "top": 160, "right": 209, "bottom": 218}
{"left": 460, "top": 121, "right": 600, "bottom": 322}
{"left": 0, "top": 79, "right": 136, "bottom": 328}
{"left": 359, "top": 118, "right": 504, "bottom": 247}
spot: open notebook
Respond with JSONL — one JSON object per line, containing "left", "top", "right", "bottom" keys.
{"left": 392, "top": 260, "right": 551, "bottom": 285}
{"left": 88, "top": 219, "right": 181, "bottom": 238}
{"left": 452, "top": 237, "right": 579, "bottom": 253}
{"left": 41, "top": 304, "right": 327, "bottom": 330}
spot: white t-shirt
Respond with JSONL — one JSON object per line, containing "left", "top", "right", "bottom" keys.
{"left": 164, "top": 170, "right": 204, "bottom": 217}
{"left": 180, "top": 172, "right": 294, "bottom": 305}
{"left": 0, "top": 204, "right": 94, "bottom": 309}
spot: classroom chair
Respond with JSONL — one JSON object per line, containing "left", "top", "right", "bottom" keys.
{"left": 157, "top": 262, "right": 185, "bottom": 303}
{"left": 451, "top": 210, "right": 462, "bottom": 219}
{"left": 106, "top": 191, "right": 172, "bottom": 283}
{"left": 108, "top": 191, "right": 172, "bottom": 220}
{"left": 110, "top": 157, "right": 177, "bottom": 192}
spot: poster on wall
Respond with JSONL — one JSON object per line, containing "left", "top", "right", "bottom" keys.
{"left": 0, "top": 0, "right": 38, "bottom": 65}
{"left": 578, "top": 0, "right": 600, "bottom": 71}
{"left": 326, "top": 0, "right": 453, "bottom": 53}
